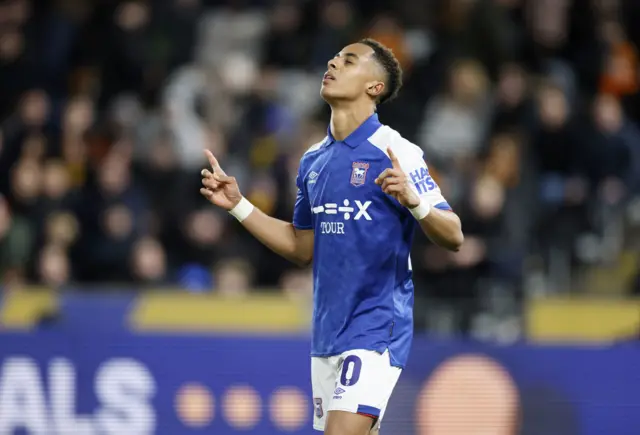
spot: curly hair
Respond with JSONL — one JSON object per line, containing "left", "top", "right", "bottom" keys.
{"left": 359, "top": 38, "right": 403, "bottom": 105}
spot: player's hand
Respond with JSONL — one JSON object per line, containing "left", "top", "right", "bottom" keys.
{"left": 200, "top": 150, "right": 243, "bottom": 210}
{"left": 375, "top": 147, "right": 420, "bottom": 208}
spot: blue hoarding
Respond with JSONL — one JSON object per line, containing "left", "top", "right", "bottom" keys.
{"left": 1, "top": 329, "right": 640, "bottom": 434}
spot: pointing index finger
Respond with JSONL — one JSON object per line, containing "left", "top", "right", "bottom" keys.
{"left": 204, "top": 149, "right": 226, "bottom": 175}
{"left": 387, "top": 147, "right": 401, "bottom": 169}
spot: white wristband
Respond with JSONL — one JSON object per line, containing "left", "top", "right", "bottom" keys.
{"left": 229, "top": 197, "right": 254, "bottom": 222}
{"left": 408, "top": 199, "right": 430, "bottom": 220}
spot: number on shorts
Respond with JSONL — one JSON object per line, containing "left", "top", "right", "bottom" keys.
{"left": 314, "top": 397, "right": 324, "bottom": 418}
{"left": 340, "top": 355, "right": 362, "bottom": 387}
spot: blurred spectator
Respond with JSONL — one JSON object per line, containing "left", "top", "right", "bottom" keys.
{"left": 130, "top": 237, "right": 167, "bottom": 285}
{"left": 581, "top": 94, "right": 635, "bottom": 200}
{"left": 61, "top": 96, "right": 94, "bottom": 186}
{"left": 532, "top": 83, "right": 581, "bottom": 187}
{"left": 531, "top": 82, "right": 588, "bottom": 278}
{"left": 20, "top": 132, "right": 47, "bottom": 161}
{"left": 599, "top": 22, "right": 639, "bottom": 99}
{"left": 366, "top": 13, "right": 411, "bottom": 71}
{"left": 435, "top": 0, "right": 518, "bottom": 81}
{"left": 196, "top": 0, "right": 267, "bottom": 71}
{"left": 263, "top": 0, "right": 307, "bottom": 69}
{"left": 0, "top": 194, "right": 32, "bottom": 286}
{"left": 43, "top": 211, "right": 79, "bottom": 249}
{"left": 16, "top": 89, "right": 50, "bottom": 131}
{"left": 174, "top": 208, "right": 224, "bottom": 265}
{"left": 177, "top": 263, "right": 213, "bottom": 291}
{"left": 41, "top": 160, "right": 73, "bottom": 209}
{"left": 213, "top": 257, "right": 254, "bottom": 297}
{"left": 418, "top": 59, "right": 492, "bottom": 176}
{"left": 492, "top": 63, "right": 532, "bottom": 133}
{"left": 10, "top": 158, "right": 42, "bottom": 214}
{"left": 310, "top": 1, "right": 355, "bottom": 71}
{"left": 280, "top": 268, "right": 313, "bottom": 300}
{"left": 37, "top": 244, "right": 70, "bottom": 288}
{"left": 485, "top": 133, "right": 522, "bottom": 189}
{"left": 416, "top": 174, "right": 507, "bottom": 336}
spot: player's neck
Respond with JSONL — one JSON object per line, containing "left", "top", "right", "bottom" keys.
{"left": 329, "top": 102, "right": 376, "bottom": 142}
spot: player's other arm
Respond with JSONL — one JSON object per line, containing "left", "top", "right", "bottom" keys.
{"left": 375, "top": 147, "right": 464, "bottom": 252}
{"left": 232, "top": 208, "right": 314, "bottom": 267}
{"left": 413, "top": 204, "right": 463, "bottom": 252}
{"left": 200, "top": 150, "right": 313, "bottom": 267}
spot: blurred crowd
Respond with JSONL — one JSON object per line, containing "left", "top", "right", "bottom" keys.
{"left": 2, "top": 0, "right": 640, "bottom": 336}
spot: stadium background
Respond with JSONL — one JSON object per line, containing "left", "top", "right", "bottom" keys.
{"left": 1, "top": 0, "right": 640, "bottom": 433}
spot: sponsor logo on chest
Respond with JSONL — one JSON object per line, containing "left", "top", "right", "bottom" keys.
{"left": 313, "top": 199, "right": 372, "bottom": 234}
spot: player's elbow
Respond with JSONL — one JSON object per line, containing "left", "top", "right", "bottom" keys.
{"left": 444, "top": 213, "right": 464, "bottom": 251}
{"left": 294, "top": 254, "right": 313, "bottom": 268}
{"left": 448, "top": 231, "right": 464, "bottom": 252}
{"left": 291, "top": 247, "right": 313, "bottom": 267}
{"left": 291, "top": 227, "right": 313, "bottom": 267}
{"left": 438, "top": 226, "right": 464, "bottom": 252}
{"left": 428, "top": 213, "right": 464, "bottom": 251}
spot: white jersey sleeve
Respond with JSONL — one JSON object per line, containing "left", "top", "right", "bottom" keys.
{"left": 369, "top": 126, "right": 451, "bottom": 210}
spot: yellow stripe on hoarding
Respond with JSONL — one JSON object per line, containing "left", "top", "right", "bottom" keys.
{"left": 526, "top": 297, "right": 640, "bottom": 342}
{"left": 5, "top": 290, "right": 637, "bottom": 340}
{"left": 130, "top": 292, "right": 311, "bottom": 334}
{"left": 0, "top": 288, "right": 57, "bottom": 329}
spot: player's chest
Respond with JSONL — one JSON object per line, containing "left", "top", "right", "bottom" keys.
{"left": 303, "top": 148, "right": 390, "bottom": 220}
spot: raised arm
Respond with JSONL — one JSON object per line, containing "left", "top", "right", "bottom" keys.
{"left": 200, "top": 150, "right": 314, "bottom": 266}
{"left": 375, "top": 147, "right": 463, "bottom": 252}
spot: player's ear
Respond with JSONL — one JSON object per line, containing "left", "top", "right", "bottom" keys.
{"left": 366, "top": 81, "right": 385, "bottom": 100}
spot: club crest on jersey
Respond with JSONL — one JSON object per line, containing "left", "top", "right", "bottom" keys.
{"left": 350, "top": 162, "right": 369, "bottom": 187}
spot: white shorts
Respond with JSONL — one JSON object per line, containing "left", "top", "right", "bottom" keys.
{"left": 311, "top": 349, "right": 402, "bottom": 432}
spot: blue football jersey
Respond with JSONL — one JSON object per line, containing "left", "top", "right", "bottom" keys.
{"left": 293, "top": 113, "right": 451, "bottom": 368}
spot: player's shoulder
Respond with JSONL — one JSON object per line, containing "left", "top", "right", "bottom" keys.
{"left": 300, "top": 136, "right": 327, "bottom": 163}
{"left": 366, "top": 124, "right": 424, "bottom": 162}
{"left": 304, "top": 136, "right": 327, "bottom": 155}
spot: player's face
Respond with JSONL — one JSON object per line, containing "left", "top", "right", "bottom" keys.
{"left": 320, "top": 43, "right": 384, "bottom": 104}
